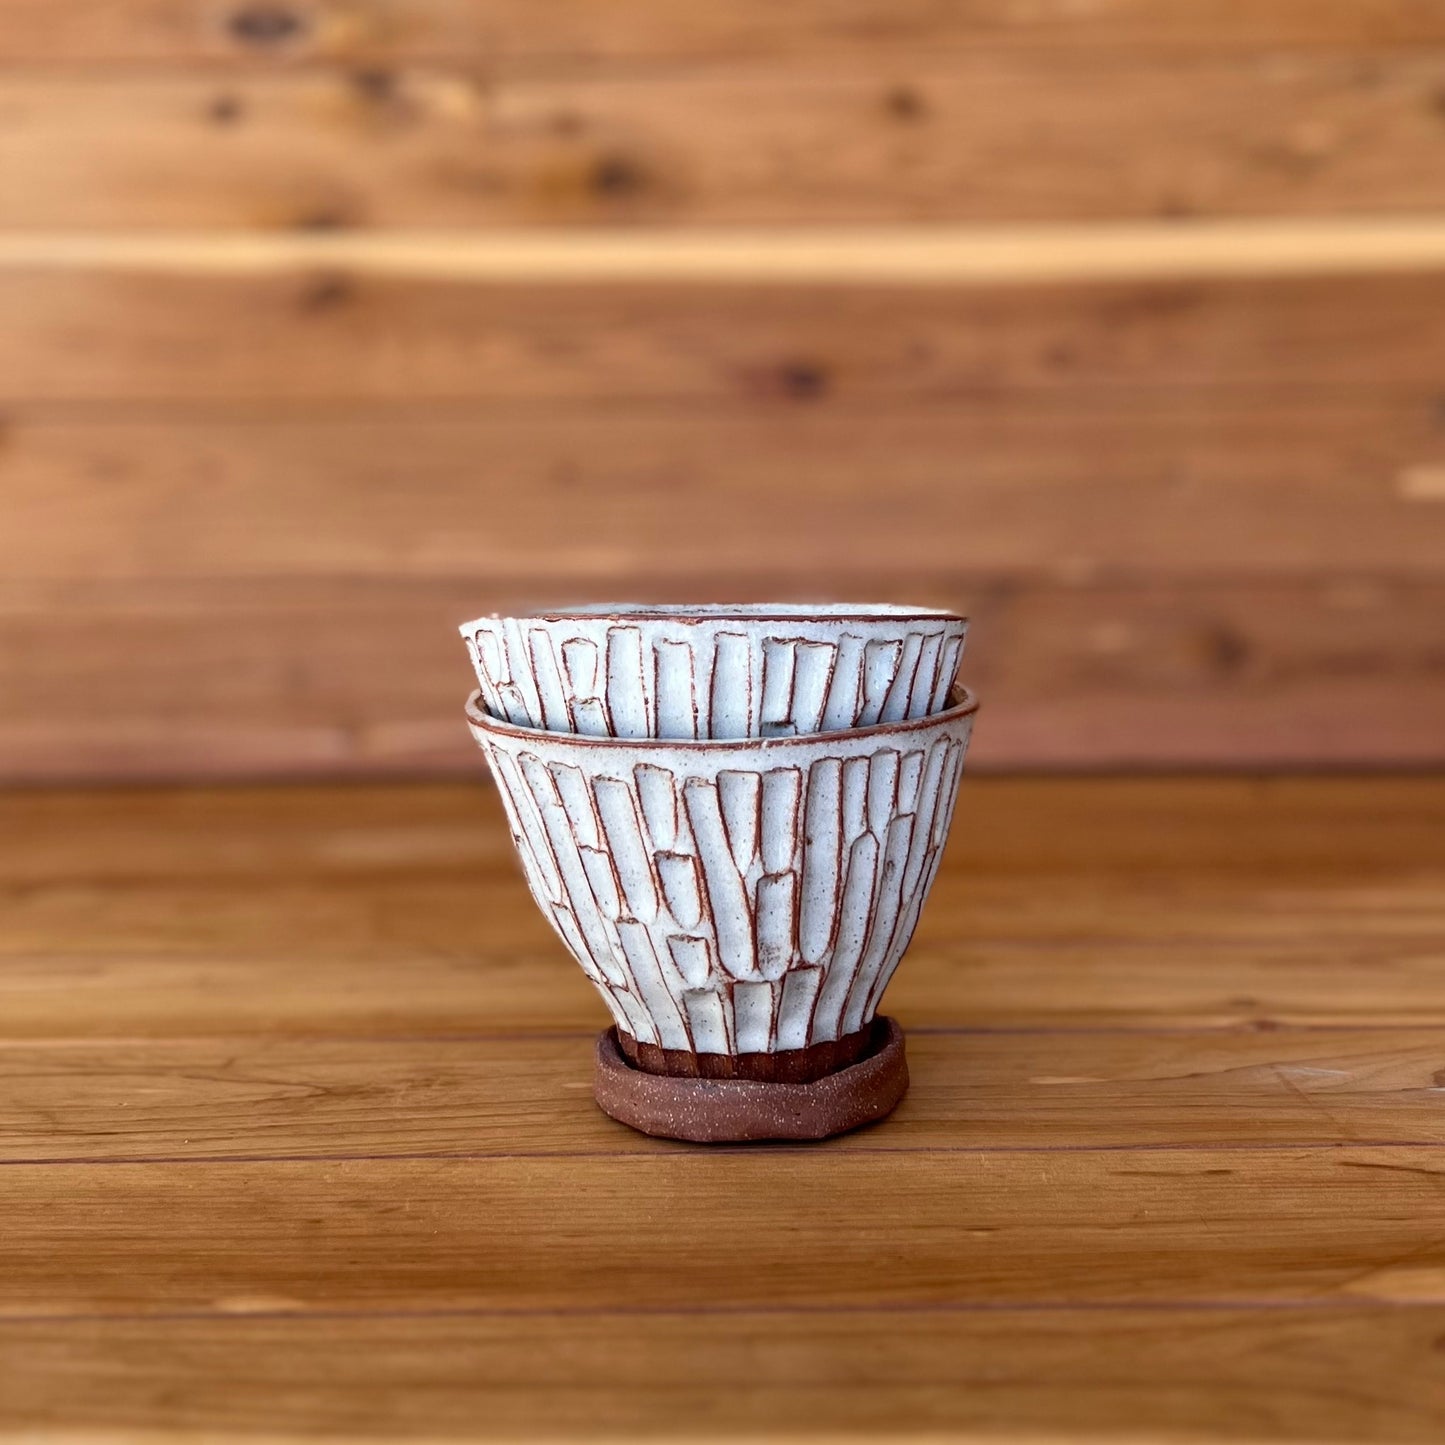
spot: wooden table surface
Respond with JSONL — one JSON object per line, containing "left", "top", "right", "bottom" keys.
{"left": 2, "top": 775, "right": 1444, "bottom": 1443}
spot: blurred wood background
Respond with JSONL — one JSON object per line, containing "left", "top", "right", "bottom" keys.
{"left": 3, "top": 0, "right": 1444, "bottom": 779}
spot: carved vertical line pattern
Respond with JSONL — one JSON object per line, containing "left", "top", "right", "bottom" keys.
{"left": 799, "top": 756, "right": 843, "bottom": 967}
{"left": 617, "top": 921, "right": 690, "bottom": 1050}
{"left": 605, "top": 626, "right": 649, "bottom": 739}
{"left": 475, "top": 698, "right": 972, "bottom": 1057}
{"left": 864, "top": 736, "right": 969, "bottom": 1021}
{"left": 933, "top": 633, "right": 966, "bottom": 713}
{"left": 866, "top": 748, "right": 901, "bottom": 839}
{"left": 634, "top": 763, "right": 679, "bottom": 852}
{"left": 593, "top": 777, "right": 660, "bottom": 921}
{"left": 760, "top": 767, "right": 802, "bottom": 876}
{"left": 517, "top": 754, "right": 625, "bottom": 988}
{"left": 655, "top": 851, "right": 704, "bottom": 930}
{"left": 840, "top": 755, "right": 870, "bottom": 847}
{"left": 790, "top": 641, "right": 837, "bottom": 735}
{"left": 685, "top": 988, "right": 732, "bottom": 1054}
{"left": 897, "top": 748, "right": 925, "bottom": 814}
{"left": 908, "top": 632, "right": 945, "bottom": 719}
{"left": 495, "top": 619, "right": 538, "bottom": 727}
{"left": 864, "top": 837, "right": 941, "bottom": 1026}
{"left": 667, "top": 934, "right": 713, "bottom": 988}
{"left": 733, "top": 980, "right": 777, "bottom": 1054}
{"left": 776, "top": 966, "right": 823, "bottom": 1051}
{"left": 487, "top": 747, "right": 565, "bottom": 906}
{"left": 468, "top": 616, "right": 964, "bottom": 739}
{"left": 548, "top": 762, "right": 602, "bottom": 851}
{"left": 577, "top": 847, "right": 623, "bottom": 924}
{"left": 653, "top": 941, "right": 699, "bottom": 1051}
{"left": 691, "top": 635, "right": 718, "bottom": 741}
{"left": 612, "top": 986, "right": 660, "bottom": 1045}
{"left": 810, "top": 830, "right": 880, "bottom": 1041}
{"left": 561, "top": 636, "right": 599, "bottom": 696}
{"left": 469, "top": 629, "right": 508, "bottom": 721}
{"left": 879, "top": 632, "right": 924, "bottom": 723}
{"left": 821, "top": 633, "right": 866, "bottom": 732}
{"left": 899, "top": 740, "right": 950, "bottom": 905}
{"left": 718, "top": 769, "right": 762, "bottom": 880}
{"left": 753, "top": 870, "right": 798, "bottom": 982}
{"left": 525, "top": 628, "right": 570, "bottom": 733}
{"left": 654, "top": 640, "right": 696, "bottom": 740}
{"left": 561, "top": 636, "right": 605, "bottom": 736}
{"left": 759, "top": 638, "right": 798, "bottom": 736}
{"left": 842, "top": 811, "right": 915, "bottom": 1036}
{"left": 683, "top": 778, "right": 756, "bottom": 983}
{"left": 709, "top": 632, "right": 752, "bottom": 740}
{"left": 493, "top": 619, "right": 525, "bottom": 724}
{"left": 858, "top": 639, "right": 903, "bottom": 727}
{"left": 489, "top": 773, "right": 562, "bottom": 923}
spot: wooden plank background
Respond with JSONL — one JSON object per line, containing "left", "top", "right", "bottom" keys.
{"left": 1, "top": 0, "right": 1443, "bottom": 778}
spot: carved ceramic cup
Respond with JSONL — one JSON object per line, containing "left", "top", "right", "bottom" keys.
{"left": 460, "top": 603, "right": 968, "bottom": 740}
{"left": 466, "top": 688, "right": 977, "bottom": 1081}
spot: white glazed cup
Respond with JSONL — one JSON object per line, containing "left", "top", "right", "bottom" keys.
{"left": 466, "top": 687, "right": 978, "bottom": 1063}
{"left": 459, "top": 603, "right": 968, "bottom": 740}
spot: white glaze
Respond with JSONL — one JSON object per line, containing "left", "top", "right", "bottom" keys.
{"left": 460, "top": 603, "right": 968, "bottom": 740}
{"left": 467, "top": 690, "right": 977, "bottom": 1054}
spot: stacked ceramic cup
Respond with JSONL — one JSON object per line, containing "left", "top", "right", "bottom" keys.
{"left": 460, "top": 604, "right": 977, "bottom": 1142}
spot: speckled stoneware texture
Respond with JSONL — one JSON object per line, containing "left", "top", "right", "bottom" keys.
{"left": 459, "top": 603, "right": 968, "bottom": 740}
{"left": 592, "top": 1017, "right": 910, "bottom": 1143}
{"left": 465, "top": 688, "right": 977, "bottom": 1069}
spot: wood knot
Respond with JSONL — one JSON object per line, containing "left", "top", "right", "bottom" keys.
{"left": 208, "top": 93, "right": 245, "bottom": 126}
{"left": 297, "top": 272, "right": 354, "bottom": 313}
{"left": 352, "top": 69, "right": 397, "bottom": 104}
{"left": 777, "top": 360, "right": 831, "bottom": 401}
{"left": 227, "top": 4, "right": 306, "bottom": 48}
{"left": 883, "top": 86, "right": 926, "bottom": 121}
{"left": 293, "top": 205, "right": 354, "bottom": 232}
{"left": 590, "top": 154, "right": 647, "bottom": 198}
{"left": 1196, "top": 623, "right": 1250, "bottom": 677}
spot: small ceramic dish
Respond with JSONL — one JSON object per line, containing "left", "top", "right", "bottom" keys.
{"left": 465, "top": 687, "right": 977, "bottom": 1074}
{"left": 459, "top": 603, "right": 968, "bottom": 740}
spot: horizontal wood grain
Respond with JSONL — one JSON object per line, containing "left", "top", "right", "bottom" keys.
{"left": 9, "top": 775, "right": 1440, "bottom": 881}
{"left": 7, "top": 933, "right": 1445, "bottom": 1038}
{"left": 3, "top": 572, "right": 1440, "bottom": 779}
{"left": 1, "top": 776, "right": 1441, "bottom": 1441}
{"left": 4, "top": 269, "right": 1445, "bottom": 401}
{"left": 3, "top": 267, "right": 1438, "bottom": 775}
{"left": 4, "top": 404, "right": 1444, "bottom": 578}
{"left": 4, "top": 51, "right": 1445, "bottom": 228}
{"left": 1, "top": 779, "right": 1440, "bottom": 1038}
{"left": 6, "top": 1026, "right": 1445, "bottom": 1162}
{"left": 4, "top": 1146, "right": 1445, "bottom": 1315}
{"left": 13, "top": 0, "right": 1445, "bottom": 66}
{"left": 3, "top": 1308, "right": 1441, "bottom": 1444}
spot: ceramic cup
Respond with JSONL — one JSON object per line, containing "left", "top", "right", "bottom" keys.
{"left": 460, "top": 603, "right": 968, "bottom": 741}
{"left": 466, "top": 687, "right": 977, "bottom": 1080}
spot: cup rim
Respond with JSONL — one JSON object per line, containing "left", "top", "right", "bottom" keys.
{"left": 460, "top": 602, "right": 967, "bottom": 634}
{"left": 465, "top": 686, "right": 978, "bottom": 750}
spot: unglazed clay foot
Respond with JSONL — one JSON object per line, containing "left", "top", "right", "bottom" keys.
{"left": 592, "top": 1015, "right": 909, "bottom": 1143}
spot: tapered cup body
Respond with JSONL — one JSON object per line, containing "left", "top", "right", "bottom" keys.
{"left": 467, "top": 690, "right": 976, "bottom": 1059}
